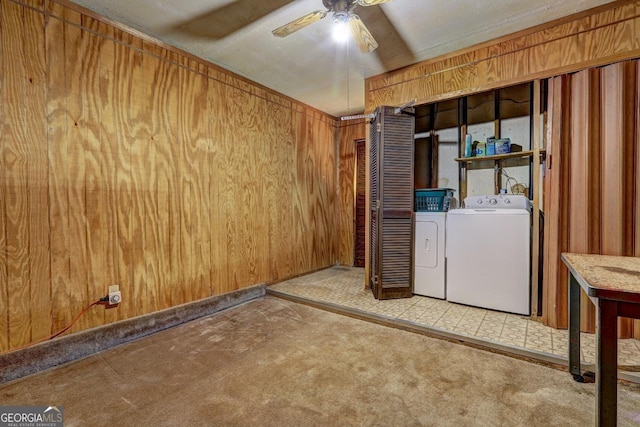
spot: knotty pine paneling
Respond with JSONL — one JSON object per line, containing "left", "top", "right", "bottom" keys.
{"left": 179, "top": 58, "right": 211, "bottom": 302}
{"left": 92, "top": 23, "right": 116, "bottom": 329}
{"left": 0, "top": 0, "right": 338, "bottom": 351}
{"left": 3, "top": 0, "right": 31, "bottom": 348}
{"left": 141, "top": 50, "right": 168, "bottom": 311}
{"left": 3, "top": 0, "right": 53, "bottom": 348}
{"left": 265, "top": 102, "right": 293, "bottom": 280}
{"left": 292, "top": 106, "right": 336, "bottom": 273}
{"left": 120, "top": 38, "right": 146, "bottom": 318}
{"left": 45, "top": 3, "right": 73, "bottom": 335}
{"left": 366, "top": 0, "right": 640, "bottom": 111}
{"left": 23, "top": 1, "right": 50, "bottom": 345}
{"left": 207, "top": 72, "right": 229, "bottom": 296}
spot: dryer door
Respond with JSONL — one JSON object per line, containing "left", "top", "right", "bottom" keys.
{"left": 415, "top": 220, "right": 439, "bottom": 268}
{"left": 414, "top": 217, "right": 445, "bottom": 299}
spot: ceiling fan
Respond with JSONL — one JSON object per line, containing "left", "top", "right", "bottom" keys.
{"left": 272, "top": 0, "right": 395, "bottom": 53}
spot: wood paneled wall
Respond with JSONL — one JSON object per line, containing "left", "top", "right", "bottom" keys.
{"left": 365, "top": 0, "right": 640, "bottom": 112}
{"left": 336, "top": 119, "right": 367, "bottom": 267}
{"left": 543, "top": 62, "right": 640, "bottom": 338}
{"left": 0, "top": 0, "right": 339, "bottom": 352}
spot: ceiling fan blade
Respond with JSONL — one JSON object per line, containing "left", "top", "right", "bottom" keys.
{"left": 347, "top": 14, "right": 378, "bottom": 53}
{"left": 355, "top": 0, "right": 395, "bottom": 6}
{"left": 272, "top": 10, "right": 328, "bottom": 37}
{"left": 176, "top": 0, "right": 295, "bottom": 40}
{"left": 356, "top": 4, "right": 416, "bottom": 70}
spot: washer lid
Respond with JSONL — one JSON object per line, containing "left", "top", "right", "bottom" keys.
{"left": 464, "top": 194, "right": 530, "bottom": 210}
{"left": 447, "top": 208, "right": 530, "bottom": 215}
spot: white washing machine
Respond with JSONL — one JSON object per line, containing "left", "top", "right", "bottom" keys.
{"left": 445, "top": 195, "right": 530, "bottom": 315}
{"left": 414, "top": 211, "right": 446, "bottom": 299}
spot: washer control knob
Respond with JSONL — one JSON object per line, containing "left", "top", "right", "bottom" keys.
{"left": 489, "top": 198, "right": 497, "bottom": 205}
{"left": 504, "top": 198, "right": 511, "bottom": 204}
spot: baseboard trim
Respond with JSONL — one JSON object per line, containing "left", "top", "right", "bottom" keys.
{"left": 0, "top": 284, "right": 266, "bottom": 384}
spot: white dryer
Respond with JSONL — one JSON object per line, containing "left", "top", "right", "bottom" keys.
{"left": 446, "top": 195, "right": 530, "bottom": 315}
{"left": 414, "top": 211, "right": 446, "bottom": 299}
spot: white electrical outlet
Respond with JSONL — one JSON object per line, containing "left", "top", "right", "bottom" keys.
{"left": 108, "top": 285, "right": 122, "bottom": 306}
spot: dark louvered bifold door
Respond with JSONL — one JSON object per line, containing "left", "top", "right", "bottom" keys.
{"left": 369, "top": 106, "right": 414, "bottom": 299}
{"left": 354, "top": 139, "right": 366, "bottom": 267}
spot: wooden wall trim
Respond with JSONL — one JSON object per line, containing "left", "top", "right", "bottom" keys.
{"left": 366, "top": 0, "right": 640, "bottom": 111}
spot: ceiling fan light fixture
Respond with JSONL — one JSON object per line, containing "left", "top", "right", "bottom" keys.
{"left": 332, "top": 12, "right": 350, "bottom": 43}
{"left": 272, "top": 0, "right": 392, "bottom": 52}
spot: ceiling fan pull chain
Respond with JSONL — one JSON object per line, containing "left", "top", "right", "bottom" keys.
{"left": 347, "top": 37, "right": 350, "bottom": 112}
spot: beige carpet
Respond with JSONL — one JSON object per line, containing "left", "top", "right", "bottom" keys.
{"left": 2, "top": 296, "right": 640, "bottom": 426}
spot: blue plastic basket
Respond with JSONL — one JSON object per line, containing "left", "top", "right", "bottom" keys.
{"left": 415, "top": 188, "right": 455, "bottom": 212}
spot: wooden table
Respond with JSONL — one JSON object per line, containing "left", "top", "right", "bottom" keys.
{"left": 561, "top": 253, "right": 640, "bottom": 427}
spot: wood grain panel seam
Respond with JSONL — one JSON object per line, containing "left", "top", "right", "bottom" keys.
{"left": 0, "top": 0, "right": 8, "bottom": 351}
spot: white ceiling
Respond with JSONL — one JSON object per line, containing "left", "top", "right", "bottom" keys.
{"left": 70, "top": 0, "right": 615, "bottom": 117}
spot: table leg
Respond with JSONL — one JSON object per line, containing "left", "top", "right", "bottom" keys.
{"left": 568, "top": 274, "right": 583, "bottom": 381}
{"left": 596, "top": 299, "right": 618, "bottom": 427}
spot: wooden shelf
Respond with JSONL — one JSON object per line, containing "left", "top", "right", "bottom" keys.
{"left": 454, "top": 149, "right": 546, "bottom": 163}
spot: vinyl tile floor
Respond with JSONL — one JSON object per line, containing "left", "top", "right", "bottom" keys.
{"left": 269, "top": 265, "right": 640, "bottom": 369}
